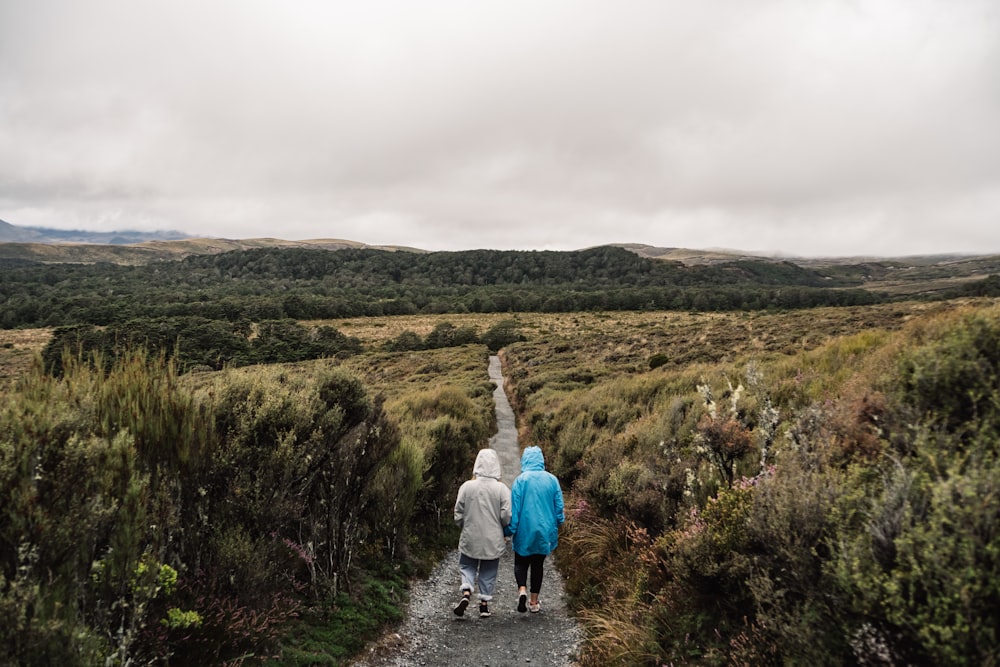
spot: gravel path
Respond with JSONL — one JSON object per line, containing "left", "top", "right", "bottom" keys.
{"left": 350, "top": 356, "right": 582, "bottom": 667}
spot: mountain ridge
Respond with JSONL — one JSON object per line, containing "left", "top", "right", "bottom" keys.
{"left": 2, "top": 220, "right": 997, "bottom": 297}
{"left": 0, "top": 218, "right": 190, "bottom": 245}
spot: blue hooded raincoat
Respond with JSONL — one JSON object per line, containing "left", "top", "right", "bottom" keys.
{"left": 507, "top": 446, "right": 565, "bottom": 556}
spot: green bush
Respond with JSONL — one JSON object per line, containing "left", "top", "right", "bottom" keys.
{"left": 385, "top": 329, "right": 423, "bottom": 352}
{"left": 831, "top": 315, "right": 1000, "bottom": 665}
{"left": 481, "top": 319, "right": 524, "bottom": 352}
{"left": 896, "top": 311, "right": 1000, "bottom": 443}
{"left": 41, "top": 317, "right": 361, "bottom": 376}
{"left": 0, "top": 351, "right": 418, "bottom": 664}
{"left": 253, "top": 319, "right": 361, "bottom": 364}
{"left": 648, "top": 352, "right": 669, "bottom": 370}
{"left": 201, "top": 368, "right": 409, "bottom": 595}
{"left": 423, "top": 321, "right": 478, "bottom": 349}
{"left": 0, "top": 353, "right": 205, "bottom": 665}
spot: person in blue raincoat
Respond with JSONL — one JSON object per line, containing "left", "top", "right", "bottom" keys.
{"left": 506, "top": 445, "right": 564, "bottom": 613}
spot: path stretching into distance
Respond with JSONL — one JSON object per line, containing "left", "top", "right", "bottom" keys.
{"left": 350, "top": 355, "right": 582, "bottom": 667}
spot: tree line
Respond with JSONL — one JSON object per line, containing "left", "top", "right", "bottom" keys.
{"left": 40, "top": 316, "right": 525, "bottom": 377}
{"left": 0, "top": 246, "right": 887, "bottom": 329}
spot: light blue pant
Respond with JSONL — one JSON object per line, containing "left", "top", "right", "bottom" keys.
{"left": 458, "top": 553, "right": 500, "bottom": 601}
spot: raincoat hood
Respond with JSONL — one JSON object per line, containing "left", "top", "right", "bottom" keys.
{"left": 473, "top": 448, "right": 503, "bottom": 480}
{"left": 520, "top": 446, "right": 545, "bottom": 472}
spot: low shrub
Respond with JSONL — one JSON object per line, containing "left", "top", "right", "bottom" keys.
{"left": 0, "top": 350, "right": 418, "bottom": 664}
{"left": 504, "top": 302, "right": 1000, "bottom": 665}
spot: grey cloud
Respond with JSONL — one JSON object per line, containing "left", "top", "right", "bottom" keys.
{"left": 1, "top": 0, "right": 998, "bottom": 254}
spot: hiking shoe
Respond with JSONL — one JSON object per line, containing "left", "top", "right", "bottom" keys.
{"left": 529, "top": 602, "right": 540, "bottom": 613}
{"left": 479, "top": 602, "right": 491, "bottom": 617}
{"left": 454, "top": 593, "right": 470, "bottom": 616}
{"left": 517, "top": 592, "right": 528, "bottom": 613}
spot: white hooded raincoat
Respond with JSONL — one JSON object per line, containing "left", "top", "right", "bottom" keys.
{"left": 454, "top": 449, "right": 512, "bottom": 560}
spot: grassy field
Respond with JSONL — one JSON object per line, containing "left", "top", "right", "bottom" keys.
{"left": 0, "top": 327, "right": 51, "bottom": 386}
{"left": 319, "top": 299, "right": 979, "bottom": 383}
{"left": 0, "top": 299, "right": 969, "bottom": 388}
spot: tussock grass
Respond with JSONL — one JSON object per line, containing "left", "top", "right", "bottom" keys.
{"left": 500, "top": 297, "right": 1000, "bottom": 665}
{"left": 0, "top": 327, "right": 50, "bottom": 387}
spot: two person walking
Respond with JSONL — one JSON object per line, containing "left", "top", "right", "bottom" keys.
{"left": 452, "top": 445, "right": 564, "bottom": 618}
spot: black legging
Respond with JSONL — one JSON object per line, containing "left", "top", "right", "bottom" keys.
{"left": 514, "top": 553, "right": 546, "bottom": 594}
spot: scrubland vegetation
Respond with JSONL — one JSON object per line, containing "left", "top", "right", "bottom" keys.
{"left": 0, "top": 339, "right": 494, "bottom": 664}
{"left": 502, "top": 299, "right": 1000, "bottom": 665}
{"left": 2, "top": 246, "right": 998, "bottom": 665}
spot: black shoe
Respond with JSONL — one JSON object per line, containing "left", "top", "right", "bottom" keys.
{"left": 517, "top": 592, "right": 527, "bottom": 613}
{"left": 479, "top": 602, "right": 491, "bottom": 618}
{"left": 454, "top": 593, "right": 470, "bottom": 616}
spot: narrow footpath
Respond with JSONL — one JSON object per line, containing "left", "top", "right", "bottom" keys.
{"left": 351, "top": 355, "right": 581, "bottom": 667}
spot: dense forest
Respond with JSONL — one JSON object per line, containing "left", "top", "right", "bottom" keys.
{"left": 0, "top": 246, "right": 889, "bottom": 328}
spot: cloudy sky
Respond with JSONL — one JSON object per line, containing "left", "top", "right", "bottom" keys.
{"left": 1, "top": 0, "right": 998, "bottom": 256}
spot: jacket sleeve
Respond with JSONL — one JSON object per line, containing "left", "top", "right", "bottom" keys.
{"left": 500, "top": 484, "right": 512, "bottom": 528}
{"left": 454, "top": 484, "right": 466, "bottom": 527}
{"left": 506, "top": 478, "right": 522, "bottom": 537}
{"left": 552, "top": 475, "right": 565, "bottom": 526}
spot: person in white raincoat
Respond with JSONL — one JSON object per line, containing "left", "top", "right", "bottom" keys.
{"left": 453, "top": 448, "right": 512, "bottom": 618}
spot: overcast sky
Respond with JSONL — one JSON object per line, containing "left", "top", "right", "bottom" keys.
{"left": 1, "top": 1, "right": 998, "bottom": 256}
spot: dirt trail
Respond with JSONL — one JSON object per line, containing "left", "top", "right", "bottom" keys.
{"left": 351, "top": 356, "right": 581, "bottom": 667}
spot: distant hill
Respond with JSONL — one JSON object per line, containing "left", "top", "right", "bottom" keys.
{"left": 2, "top": 221, "right": 997, "bottom": 298}
{"left": 0, "top": 237, "right": 425, "bottom": 265}
{"left": 613, "top": 243, "right": 1000, "bottom": 296}
{"left": 612, "top": 243, "right": 773, "bottom": 264}
{"left": 0, "top": 218, "right": 425, "bottom": 265}
{"left": 0, "top": 220, "right": 41, "bottom": 243}
{"left": 614, "top": 243, "right": 983, "bottom": 268}
{"left": 0, "top": 219, "right": 190, "bottom": 245}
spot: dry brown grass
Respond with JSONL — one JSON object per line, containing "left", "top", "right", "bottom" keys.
{"left": 862, "top": 273, "right": 988, "bottom": 296}
{"left": 4, "top": 298, "right": 991, "bottom": 392}
{"left": 0, "top": 328, "right": 51, "bottom": 387}
{"left": 312, "top": 312, "right": 604, "bottom": 346}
